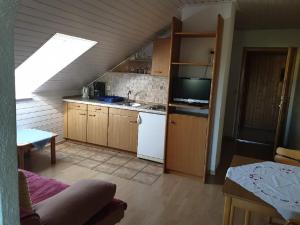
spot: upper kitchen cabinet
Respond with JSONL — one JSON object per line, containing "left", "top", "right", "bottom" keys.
{"left": 112, "top": 38, "right": 171, "bottom": 76}
{"left": 151, "top": 38, "right": 171, "bottom": 76}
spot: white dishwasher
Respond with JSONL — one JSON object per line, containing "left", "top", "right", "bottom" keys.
{"left": 137, "top": 112, "right": 166, "bottom": 163}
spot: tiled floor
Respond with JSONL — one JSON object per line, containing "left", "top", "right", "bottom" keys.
{"left": 43, "top": 141, "right": 163, "bottom": 185}
{"left": 23, "top": 140, "right": 269, "bottom": 225}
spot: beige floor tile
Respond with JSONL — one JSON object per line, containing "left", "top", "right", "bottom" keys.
{"left": 107, "top": 156, "right": 131, "bottom": 166}
{"left": 91, "top": 152, "right": 113, "bottom": 162}
{"left": 103, "top": 149, "right": 118, "bottom": 156}
{"left": 56, "top": 151, "right": 68, "bottom": 160}
{"left": 142, "top": 164, "right": 163, "bottom": 176}
{"left": 61, "top": 148, "right": 80, "bottom": 155}
{"left": 74, "top": 150, "right": 96, "bottom": 158}
{"left": 77, "top": 159, "right": 101, "bottom": 169}
{"left": 133, "top": 172, "right": 159, "bottom": 185}
{"left": 124, "top": 159, "right": 148, "bottom": 170}
{"left": 116, "top": 152, "right": 134, "bottom": 159}
{"left": 113, "top": 167, "right": 139, "bottom": 179}
{"left": 94, "top": 163, "right": 120, "bottom": 174}
{"left": 53, "top": 165, "right": 98, "bottom": 184}
{"left": 62, "top": 155, "right": 84, "bottom": 163}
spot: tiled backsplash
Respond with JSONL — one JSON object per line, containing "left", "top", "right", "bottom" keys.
{"left": 97, "top": 72, "right": 168, "bottom": 104}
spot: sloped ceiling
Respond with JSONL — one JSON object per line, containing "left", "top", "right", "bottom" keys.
{"left": 15, "top": 0, "right": 230, "bottom": 92}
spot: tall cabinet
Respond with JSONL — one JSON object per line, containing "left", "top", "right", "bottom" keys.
{"left": 164, "top": 15, "right": 224, "bottom": 181}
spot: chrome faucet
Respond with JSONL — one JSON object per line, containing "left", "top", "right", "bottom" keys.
{"left": 127, "top": 90, "right": 132, "bottom": 102}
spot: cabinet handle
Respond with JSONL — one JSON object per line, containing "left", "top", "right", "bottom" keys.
{"left": 89, "top": 114, "right": 96, "bottom": 117}
{"left": 170, "top": 120, "right": 176, "bottom": 125}
{"left": 137, "top": 114, "right": 141, "bottom": 124}
{"left": 96, "top": 108, "right": 102, "bottom": 110}
{"left": 129, "top": 121, "right": 137, "bottom": 124}
{"left": 155, "top": 71, "right": 162, "bottom": 74}
{"left": 80, "top": 113, "right": 86, "bottom": 116}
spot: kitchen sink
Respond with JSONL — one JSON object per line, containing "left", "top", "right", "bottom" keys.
{"left": 116, "top": 102, "right": 142, "bottom": 107}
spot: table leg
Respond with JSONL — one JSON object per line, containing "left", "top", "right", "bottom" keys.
{"left": 50, "top": 137, "right": 56, "bottom": 165}
{"left": 244, "top": 210, "right": 251, "bottom": 225}
{"left": 18, "top": 147, "right": 25, "bottom": 169}
{"left": 223, "top": 195, "right": 232, "bottom": 225}
{"left": 229, "top": 205, "right": 235, "bottom": 225}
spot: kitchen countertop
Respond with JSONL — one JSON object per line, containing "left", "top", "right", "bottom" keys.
{"left": 63, "top": 97, "right": 167, "bottom": 115}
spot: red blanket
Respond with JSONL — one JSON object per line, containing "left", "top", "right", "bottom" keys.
{"left": 21, "top": 169, "right": 69, "bottom": 204}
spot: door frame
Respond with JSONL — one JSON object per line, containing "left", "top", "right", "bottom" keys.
{"left": 234, "top": 47, "right": 295, "bottom": 149}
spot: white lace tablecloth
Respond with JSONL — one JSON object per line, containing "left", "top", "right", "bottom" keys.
{"left": 226, "top": 161, "right": 300, "bottom": 220}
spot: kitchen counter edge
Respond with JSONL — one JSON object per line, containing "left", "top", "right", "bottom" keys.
{"left": 63, "top": 98, "right": 167, "bottom": 115}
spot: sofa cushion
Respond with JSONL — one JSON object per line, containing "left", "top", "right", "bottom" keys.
{"left": 34, "top": 179, "right": 116, "bottom": 225}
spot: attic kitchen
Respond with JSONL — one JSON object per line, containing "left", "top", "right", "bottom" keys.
{"left": 63, "top": 14, "right": 221, "bottom": 180}
{"left": 63, "top": 38, "right": 171, "bottom": 163}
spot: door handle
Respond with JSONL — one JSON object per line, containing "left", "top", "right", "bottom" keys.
{"left": 79, "top": 113, "right": 86, "bottom": 116}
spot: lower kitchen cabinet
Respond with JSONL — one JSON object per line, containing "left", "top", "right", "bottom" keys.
{"left": 67, "top": 107, "right": 87, "bottom": 142}
{"left": 65, "top": 103, "right": 139, "bottom": 153}
{"left": 108, "top": 108, "right": 138, "bottom": 153}
{"left": 166, "top": 114, "right": 208, "bottom": 177}
{"left": 87, "top": 106, "right": 108, "bottom": 146}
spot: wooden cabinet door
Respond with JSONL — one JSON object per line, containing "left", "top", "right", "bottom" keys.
{"left": 87, "top": 111, "right": 108, "bottom": 146}
{"left": 151, "top": 38, "right": 171, "bottom": 76}
{"left": 108, "top": 112, "right": 138, "bottom": 152}
{"left": 166, "top": 114, "right": 208, "bottom": 177}
{"left": 127, "top": 115, "right": 138, "bottom": 153}
{"left": 67, "top": 108, "right": 87, "bottom": 142}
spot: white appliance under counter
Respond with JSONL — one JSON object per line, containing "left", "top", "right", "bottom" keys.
{"left": 137, "top": 112, "right": 166, "bottom": 163}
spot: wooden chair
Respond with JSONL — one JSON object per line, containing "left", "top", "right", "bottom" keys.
{"left": 274, "top": 147, "right": 300, "bottom": 225}
{"left": 275, "top": 147, "right": 300, "bottom": 167}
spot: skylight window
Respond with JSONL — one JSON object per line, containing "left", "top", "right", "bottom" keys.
{"left": 15, "top": 33, "right": 97, "bottom": 99}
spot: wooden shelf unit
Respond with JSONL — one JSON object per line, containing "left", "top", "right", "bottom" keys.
{"left": 164, "top": 15, "right": 224, "bottom": 182}
{"left": 171, "top": 62, "right": 212, "bottom": 67}
{"left": 174, "top": 32, "right": 216, "bottom": 38}
{"left": 168, "top": 102, "right": 209, "bottom": 110}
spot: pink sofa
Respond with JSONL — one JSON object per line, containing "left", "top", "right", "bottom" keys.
{"left": 20, "top": 170, "right": 127, "bottom": 225}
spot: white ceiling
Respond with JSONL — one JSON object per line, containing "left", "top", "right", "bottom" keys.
{"left": 15, "top": 0, "right": 300, "bottom": 92}
{"left": 16, "top": 0, "right": 228, "bottom": 92}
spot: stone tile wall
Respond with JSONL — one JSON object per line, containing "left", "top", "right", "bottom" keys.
{"left": 98, "top": 72, "right": 168, "bottom": 104}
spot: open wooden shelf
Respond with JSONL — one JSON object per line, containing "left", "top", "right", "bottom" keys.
{"left": 174, "top": 32, "right": 216, "bottom": 38}
{"left": 168, "top": 102, "right": 209, "bottom": 110}
{"left": 171, "top": 62, "right": 212, "bottom": 67}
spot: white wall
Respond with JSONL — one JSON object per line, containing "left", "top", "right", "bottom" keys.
{"left": 16, "top": 90, "right": 80, "bottom": 142}
{"left": 181, "top": 2, "right": 236, "bottom": 173}
{"left": 223, "top": 29, "right": 300, "bottom": 149}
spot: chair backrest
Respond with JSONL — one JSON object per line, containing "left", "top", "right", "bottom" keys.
{"left": 275, "top": 147, "right": 300, "bottom": 167}
{"left": 276, "top": 148, "right": 300, "bottom": 225}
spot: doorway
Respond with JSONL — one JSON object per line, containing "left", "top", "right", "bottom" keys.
{"left": 235, "top": 48, "right": 296, "bottom": 151}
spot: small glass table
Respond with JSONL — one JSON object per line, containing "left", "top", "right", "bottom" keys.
{"left": 17, "top": 129, "right": 57, "bottom": 169}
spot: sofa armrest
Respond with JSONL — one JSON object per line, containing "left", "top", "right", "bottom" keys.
{"left": 34, "top": 180, "right": 116, "bottom": 225}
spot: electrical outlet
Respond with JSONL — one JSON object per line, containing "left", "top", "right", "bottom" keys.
{"left": 106, "top": 85, "right": 111, "bottom": 91}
